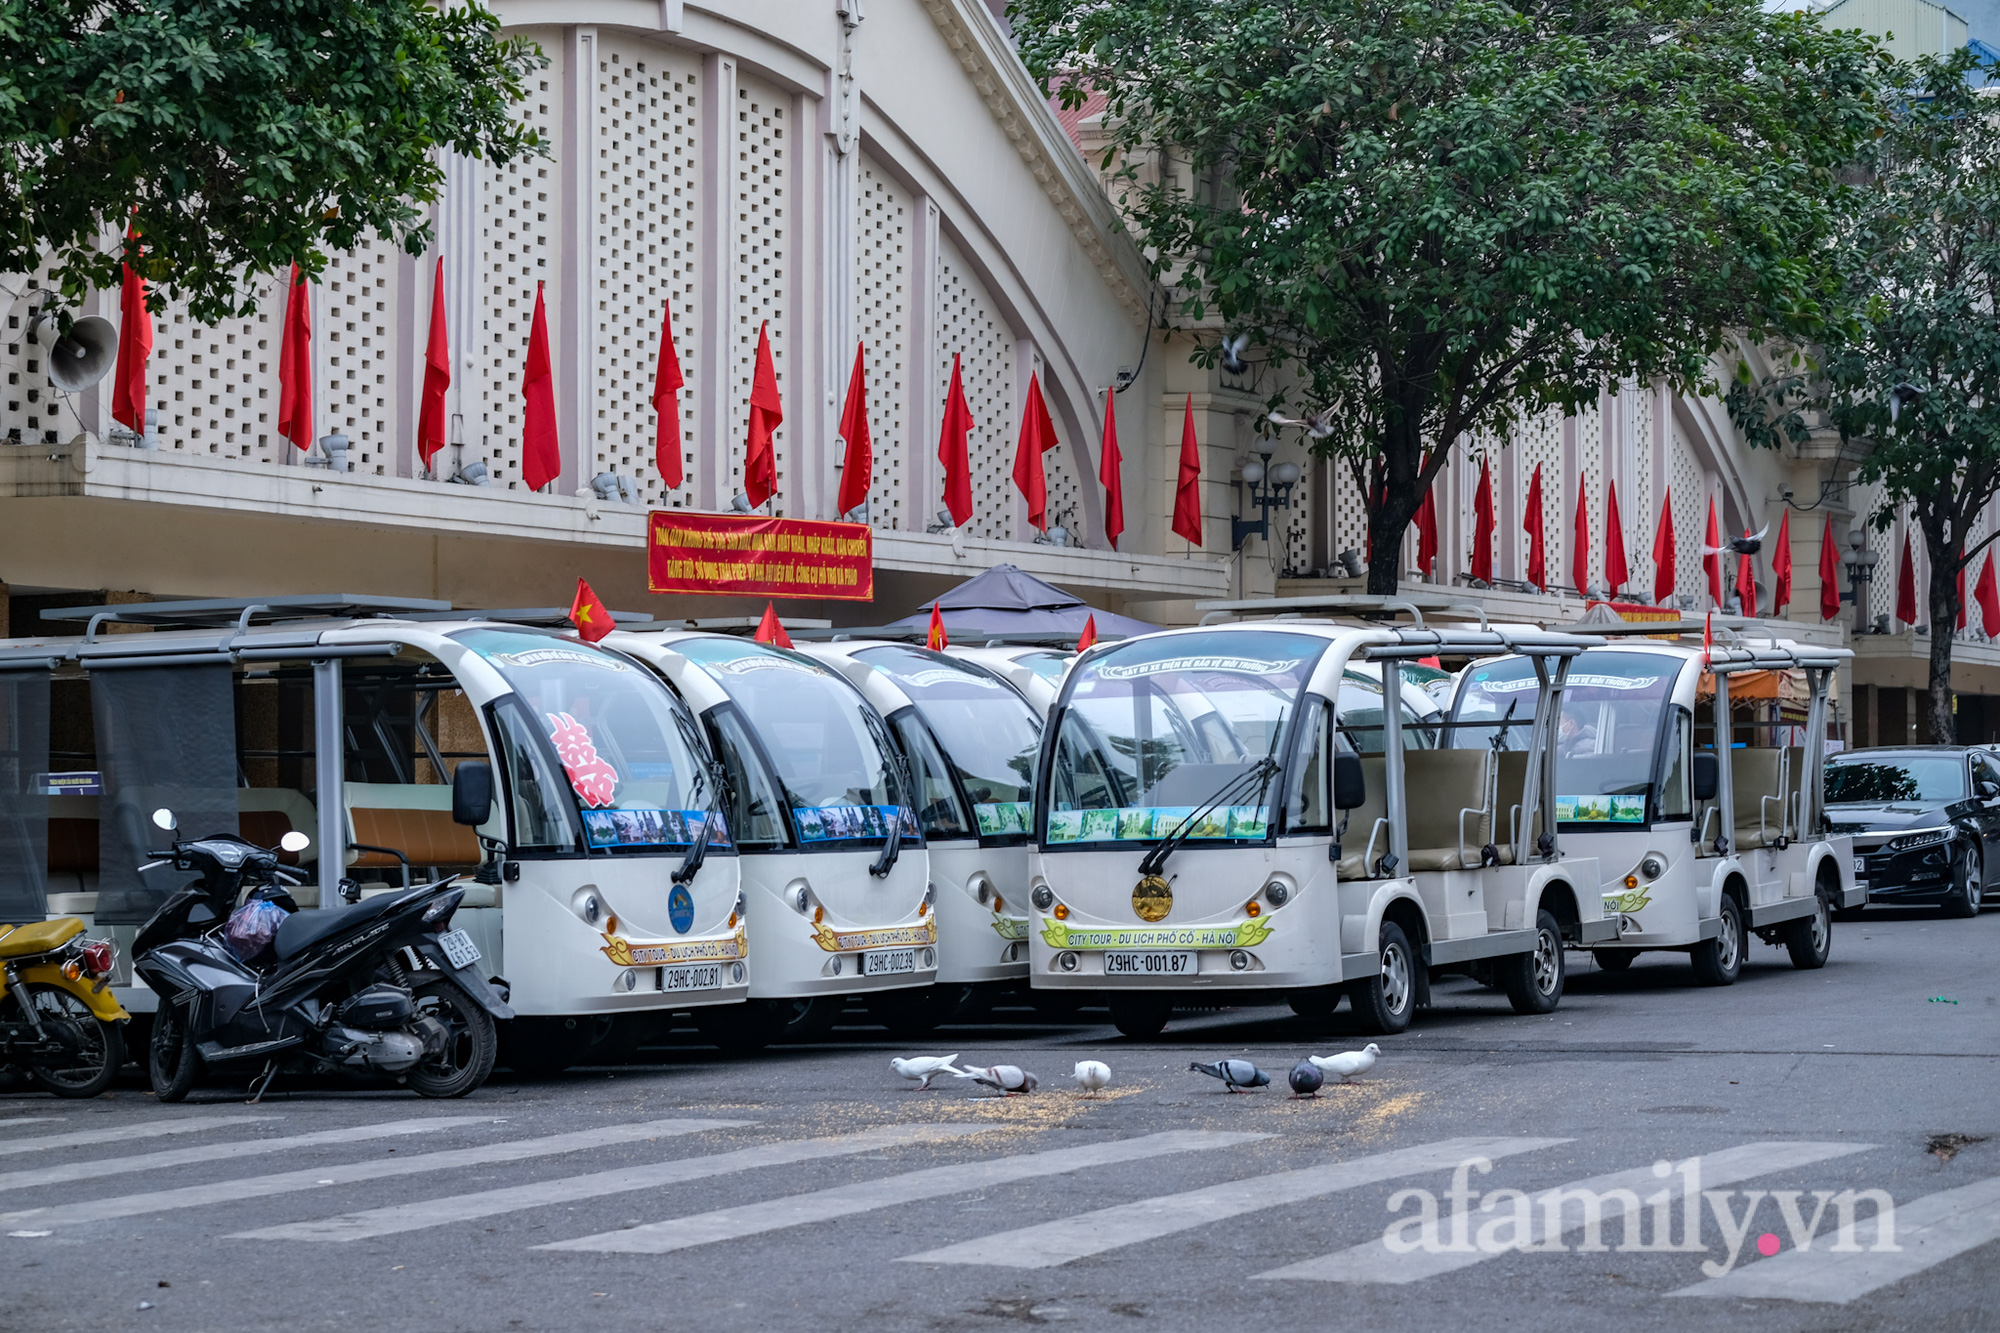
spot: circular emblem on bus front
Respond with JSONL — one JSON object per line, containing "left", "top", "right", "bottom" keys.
{"left": 1132, "top": 875, "right": 1172, "bottom": 923}
{"left": 668, "top": 885, "right": 695, "bottom": 935}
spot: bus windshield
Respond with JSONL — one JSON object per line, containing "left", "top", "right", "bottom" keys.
{"left": 451, "top": 628, "right": 724, "bottom": 853}
{"left": 1044, "top": 630, "right": 1323, "bottom": 846}
{"left": 1452, "top": 650, "right": 1680, "bottom": 823}
{"left": 854, "top": 645, "right": 1041, "bottom": 840}
{"left": 678, "top": 638, "right": 914, "bottom": 847}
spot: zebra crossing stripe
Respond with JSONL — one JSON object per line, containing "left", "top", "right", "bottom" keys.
{"left": 1670, "top": 1172, "right": 2000, "bottom": 1304}
{"left": 0, "top": 1116, "right": 490, "bottom": 1194}
{"left": 3, "top": 1118, "right": 743, "bottom": 1231}
{"left": 542, "top": 1129, "right": 1264, "bottom": 1256}
{"left": 899, "top": 1136, "right": 1566, "bottom": 1270}
{"left": 1255, "top": 1140, "right": 1873, "bottom": 1285}
{"left": 0, "top": 1116, "right": 276, "bottom": 1159}
{"left": 0, "top": 1117, "right": 59, "bottom": 1129}
{"left": 237, "top": 1123, "right": 993, "bottom": 1243}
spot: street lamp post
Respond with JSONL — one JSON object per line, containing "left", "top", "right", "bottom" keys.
{"left": 1232, "top": 451, "right": 1302, "bottom": 552}
{"left": 1843, "top": 527, "right": 1880, "bottom": 636}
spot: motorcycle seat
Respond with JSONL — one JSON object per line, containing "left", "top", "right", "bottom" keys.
{"left": 273, "top": 894, "right": 407, "bottom": 962}
{"left": 0, "top": 917, "right": 85, "bottom": 959}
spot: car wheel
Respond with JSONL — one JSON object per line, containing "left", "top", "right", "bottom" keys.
{"left": 1499, "top": 910, "right": 1566, "bottom": 1015}
{"left": 1107, "top": 991, "right": 1173, "bottom": 1039}
{"left": 1783, "top": 890, "right": 1833, "bottom": 970}
{"left": 1690, "top": 894, "right": 1744, "bottom": 987}
{"left": 1942, "top": 844, "right": 1982, "bottom": 919}
{"left": 1348, "top": 922, "right": 1415, "bottom": 1035}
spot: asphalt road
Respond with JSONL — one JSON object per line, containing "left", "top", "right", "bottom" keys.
{"left": 3, "top": 905, "right": 1995, "bottom": 1333}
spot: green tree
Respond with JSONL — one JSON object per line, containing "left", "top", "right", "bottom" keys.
{"left": 0, "top": 0, "right": 545, "bottom": 322}
{"left": 1732, "top": 50, "right": 2000, "bottom": 744}
{"left": 1011, "top": 0, "right": 1886, "bottom": 593}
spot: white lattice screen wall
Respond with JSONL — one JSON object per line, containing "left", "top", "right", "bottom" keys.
{"left": 1042, "top": 396, "right": 1083, "bottom": 538}
{"left": 1331, "top": 456, "right": 1367, "bottom": 563}
{"left": 319, "top": 236, "right": 402, "bottom": 475}
{"left": 1669, "top": 418, "right": 1704, "bottom": 605}
{"left": 594, "top": 41, "right": 700, "bottom": 508}
{"left": 1516, "top": 407, "right": 1562, "bottom": 580}
{"left": 477, "top": 63, "right": 561, "bottom": 491}
{"left": 148, "top": 277, "right": 282, "bottom": 461}
{"left": 730, "top": 76, "right": 788, "bottom": 507}
{"left": 1848, "top": 478, "right": 1887, "bottom": 622}
{"left": 1628, "top": 383, "right": 1655, "bottom": 598}
{"left": 1, "top": 260, "right": 76, "bottom": 446}
{"left": 1281, "top": 467, "right": 1310, "bottom": 574}
{"left": 852, "top": 155, "right": 910, "bottom": 528}
{"left": 935, "top": 236, "right": 1016, "bottom": 540}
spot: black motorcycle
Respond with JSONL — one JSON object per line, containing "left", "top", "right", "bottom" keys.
{"left": 131, "top": 809, "right": 512, "bottom": 1101}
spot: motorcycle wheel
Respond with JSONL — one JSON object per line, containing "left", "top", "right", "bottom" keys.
{"left": 149, "top": 1000, "right": 201, "bottom": 1103}
{"left": 406, "top": 979, "right": 497, "bottom": 1098}
{"left": 20, "top": 984, "right": 123, "bottom": 1099}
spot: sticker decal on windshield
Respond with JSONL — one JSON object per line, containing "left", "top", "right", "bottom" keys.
{"left": 898, "top": 667, "right": 1001, "bottom": 690}
{"left": 1556, "top": 794, "right": 1645, "bottom": 822}
{"left": 494, "top": 647, "right": 629, "bottom": 672}
{"left": 973, "top": 801, "right": 1032, "bottom": 836}
{"left": 1095, "top": 655, "right": 1297, "bottom": 680}
{"left": 546, "top": 711, "right": 620, "bottom": 808}
{"left": 1044, "top": 804, "right": 1270, "bottom": 843}
{"left": 792, "top": 804, "right": 918, "bottom": 843}
{"left": 580, "top": 807, "right": 733, "bottom": 849}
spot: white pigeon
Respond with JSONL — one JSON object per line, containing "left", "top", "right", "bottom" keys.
{"left": 1072, "top": 1060, "right": 1111, "bottom": 1097}
{"left": 954, "top": 1063, "right": 1038, "bottom": 1096}
{"left": 1309, "top": 1044, "right": 1382, "bottom": 1083}
{"left": 890, "top": 1054, "right": 962, "bottom": 1090}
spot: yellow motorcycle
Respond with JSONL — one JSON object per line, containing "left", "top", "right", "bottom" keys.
{"left": 0, "top": 918, "right": 129, "bottom": 1098}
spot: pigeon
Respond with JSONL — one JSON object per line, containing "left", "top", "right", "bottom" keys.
{"left": 1267, "top": 407, "right": 1335, "bottom": 440}
{"left": 1287, "top": 1059, "right": 1324, "bottom": 1099}
{"left": 890, "top": 1054, "right": 962, "bottom": 1090}
{"left": 1309, "top": 1044, "right": 1382, "bottom": 1083}
{"left": 1189, "top": 1059, "right": 1270, "bottom": 1093}
{"left": 1072, "top": 1060, "right": 1111, "bottom": 1097}
{"left": 955, "top": 1064, "right": 1038, "bottom": 1096}
{"left": 1219, "top": 332, "right": 1251, "bottom": 375}
{"left": 1703, "top": 524, "right": 1771, "bottom": 558}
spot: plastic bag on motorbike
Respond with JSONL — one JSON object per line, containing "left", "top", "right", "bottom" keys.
{"left": 225, "top": 898, "right": 289, "bottom": 963}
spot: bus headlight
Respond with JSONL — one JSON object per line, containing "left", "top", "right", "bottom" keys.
{"left": 1263, "top": 880, "right": 1290, "bottom": 907}
{"left": 1031, "top": 884, "right": 1055, "bottom": 912}
{"left": 1057, "top": 951, "right": 1079, "bottom": 972}
{"left": 1229, "top": 950, "right": 1252, "bottom": 972}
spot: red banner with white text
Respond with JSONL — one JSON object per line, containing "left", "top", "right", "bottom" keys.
{"left": 647, "top": 512, "right": 874, "bottom": 601}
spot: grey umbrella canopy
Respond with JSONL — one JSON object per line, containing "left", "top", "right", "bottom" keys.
{"left": 884, "top": 563, "right": 1157, "bottom": 639}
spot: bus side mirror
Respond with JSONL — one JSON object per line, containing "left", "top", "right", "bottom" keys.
{"left": 1333, "top": 753, "right": 1367, "bottom": 810}
{"left": 1692, "top": 753, "right": 1719, "bottom": 804}
{"left": 452, "top": 761, "right": 495, "bottom": 827}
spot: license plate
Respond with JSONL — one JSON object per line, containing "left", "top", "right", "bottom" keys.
{"left": 1854, "top": 857, "right": 1867, "bottom": 876}
{"left": 864, "top": 949, "right": 917, "bottom": 975}
{"left": 438, "top": 929, "right": 481, "bottom": 969}
{"left": 663, "top": 964, "right": 721, "bottom": 991}
{"left": 1103, "top": 950, "right": 1198, "bottom": 976}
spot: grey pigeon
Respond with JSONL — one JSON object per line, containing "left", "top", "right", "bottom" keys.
{"left": 954, "top": 1063, "right": 1038, "bottom": 1096}
{"left": 1189, "top": 1058, "right": 1270, "bottom": 1093}
{"left": 1287, "top": 1059, "right": 1324, "bottom": 1098}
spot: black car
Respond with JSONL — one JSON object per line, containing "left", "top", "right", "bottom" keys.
{"left": 1825, "top": 746, "right": 2000, "bottom": 918}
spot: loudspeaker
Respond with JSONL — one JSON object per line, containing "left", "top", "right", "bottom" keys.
{"left": 48, "top": 316, "right": 116, "bottom": 392}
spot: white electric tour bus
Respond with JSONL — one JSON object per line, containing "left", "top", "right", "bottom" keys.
{"left": 602, "top": 630, "right": 934, "bottom": 1048}
{"left": 1030, "top": 614, "right": 1615, "bottom": 1037}
{"left": 0, "top": 597, "right": 745, "bottom": 1073}
{"left": 1448, "top": 625, "right": 1863, "bottom": 982}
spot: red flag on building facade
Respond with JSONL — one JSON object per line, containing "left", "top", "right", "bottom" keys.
{"left": 419, "top": 258, "right": 450, "bottom": 471}
{"left": 1976, "top": 553, "right": 2000, "bottom": 635}
{"left": 1772, "top": 511, "right": 1793, "bottom": 613}
{"left": 1012, "top": 372, "right": 1059, "bottom": 532}
{"left": 276, "top": 264, "right": 312, "bottom": 451}
{"left": 1818, "top": 512, "right": 1842, "bottom": 621}
{"left": 1076, "top": 613, "right": 1098, "bottom": 653}
{"left": 569, "top": 578, "right": 612, "bottom": 644}
{"left": 754, "top": 602, "right": 793, "bottom": 649}
{"left": 1652, "top": 493, "right": 1676, "bottom": 606}
{"left": 1572, "top": 485, "right": 1590, "bottom": 596}
{"left": 653, "top": 300, "right": 685, "bottom": 489}
{"left": 111, "top": 227, "right": 152, "bottom": 437}
{"left": 1470, "top": 457, "right": 1495, "bottom": 584}
{"left": 1522, "top": 464, "right": 1547, "bottom": 591}
{"left": 836, "top": 341, "right": 871, "bottom": 516}
{"left": 1703, "top": 498, "right": 1723, "bottom": 607}
{"left": 1896, "top": 531, "right": 1918, "bottom": 625}
{"left": 927, "top": 602, "right": 948, "bottom": 651}
{"left": 1171, "top": 395, "right": 1203, "bottom": 546}
{"left": 521, "top": 282, "right": 560, "bottom": 492}
{"left": 1735, "top": 532, "right": 1757, "bottom": 617}
{"left": 744, "top": 321, "right": 781, "bottom": 509}
{"left": 937, "top": 354, "right": 975, "bottom": 528}
{"left": 1098, "top": 385, "right": 1124, "bottom": 551}
{"left": 1415, "top": 486, "right": 1439, "bottom": 581}
{"left": 1604, "top": 481, "right": 1630, "bottom": 595}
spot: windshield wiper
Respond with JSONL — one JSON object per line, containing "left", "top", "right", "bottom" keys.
{"left": 673, "top": 761, "right": 728, "bottom": 885}
{"left": 1136, "top": 755, "right": 1282, "bottom": 877}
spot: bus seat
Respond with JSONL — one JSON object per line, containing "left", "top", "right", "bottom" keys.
{"left": 1782, "top": 746, "right": 1807, "bottom": 839}
{"left": 1336, "top": 756, "right": 1388, "bottom": 880}
{"left": 238, "top": 788, "right": 318, "bottom": 865}
{"left": 344, "top": 782, "right": 481, "bottom": 872}
{"left": 1403, "top": 749, "right": 1494, "bottom": 870}
{"left": 1732, "top": 747, "right": 1786, "bottom": 849}
{"left": 1493, "top": 751, "right": 1541, "bottom": 860}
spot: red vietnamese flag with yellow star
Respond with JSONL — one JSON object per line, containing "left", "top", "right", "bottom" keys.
{"left": 569, "top": 578, "right": 612, "bottom": 643}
